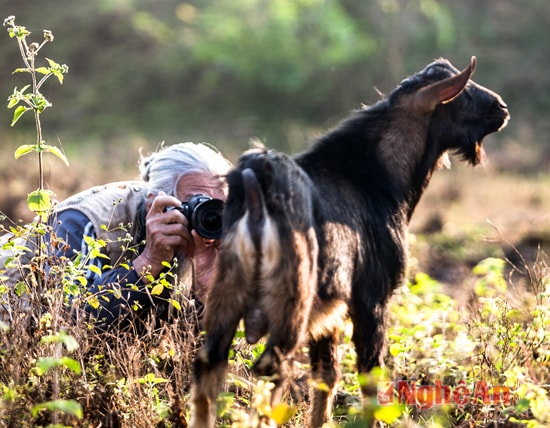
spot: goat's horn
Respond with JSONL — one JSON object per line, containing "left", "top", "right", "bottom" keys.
{"left": 414, "top": 56, "right": 477, "bottom": 112}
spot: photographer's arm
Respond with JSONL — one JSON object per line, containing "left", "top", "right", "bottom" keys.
{"left": 53, "top": 209, "right": 191, "bottom": 325}
{"left": 52, "top": 209, "right": 143, "bottom": 287}
{"left": 54, "top": 192, "right": 193, "bottom": 284}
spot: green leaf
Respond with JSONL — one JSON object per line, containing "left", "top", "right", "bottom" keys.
{"left": 12, "top": 67, "right": 30, "bottom": 74}
{"left": 515, "top": 397, "right": 530, "bottom": 412}
{"left": 43, "top": 144, "right": 69, "bottom": 166}
{"left": 75, "top": 275, "right": 87, "bottom": 286}
{"left": 10, "top": 105, "right": 29, "bottom": 126}
{"left": 27, "top": 189, "right": 53, "bottom": 219}
{"left": 472, "top": 257, "right": 506, "bottom": 276}
{"left": 169, "top": 299, "right": 181, "bottom": 311}
{"left": 7, "top": 96, "right": 19, "bottom": 109}
{"left": 137, "top": 373, "right": 169, "bottom": 385}
{"left": 14, "top": 25, "right": 30, "bottom": 39}
{"left": 36, "top": 356, "right": 80, "bottom": 375}
{"left": 36, "top": 357, "right": 57, "bottom": 374}
{"left": 60, "top": 357, "right": 82, "bottom": 374}
{"left": 52, "top": 70, "right": 64, "bottom": 84}
{"left": 14, "top": 144, "right": 35, "bottom": 159}
{"left": 389, "top": 343, "right": 403, "bottom": 356}
{"left": 82, "top": 235, "right": 96, "bottom": 246}
{"left": 7, "top": 85, "right": 31, "bottom": 109}
{"left": 29, "top": 92, "right": 51, "bottom": 112}
{"left": 87, "top": 296, "right": 100, "bottom": 309}
{"left": 35, "top": 66, "right": 49, "bottom": 75}
{"left": 14, "top": 281, "right": 29, "bottom": 297}
{"left": 270, "top": 403, "right": 297, "bottom": 425}
{"left": 87, "top": 264, "right": 102, "bottom": 277}
{"left": 374, "top": 404, "right": 404, "bottom": 424}
{"left": 32, "top": 399, "right": 83, "bottom": 419}
{"left": 151, "top": 283, "right": 164, "bottom": 295}
{"left": 46, "top": 58, "right": 68, "bottom": 84}
{"left": 46, "top": 57, "right": 60, "bottom": 68}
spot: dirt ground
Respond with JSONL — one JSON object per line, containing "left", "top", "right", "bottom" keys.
{"left": 410, "top": 160, "right": 550, "bottom": 300}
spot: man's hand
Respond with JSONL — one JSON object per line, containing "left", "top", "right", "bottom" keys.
{"left": 132, "top": 192, "right": 194, "bottom": 279}
{"left": 132, "top": 191, "right": 222, "bottom": 299}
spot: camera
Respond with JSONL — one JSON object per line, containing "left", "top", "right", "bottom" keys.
{"left": 165, "top": 195, "right": 224, "bottom": 240}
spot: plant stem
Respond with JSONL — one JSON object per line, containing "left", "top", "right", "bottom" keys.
{"left": 17, "top": 30, "right": 46, "bottom": 291}
{"left": 28, "top": 46, "right": 45, "bottom": 191}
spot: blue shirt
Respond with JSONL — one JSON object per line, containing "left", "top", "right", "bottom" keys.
{"left": 54, "top": 208, "right": 172, "bottom": 331}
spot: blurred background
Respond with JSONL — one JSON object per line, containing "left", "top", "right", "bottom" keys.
{"left": 1, "top": 0, "right": 549, "bottom": 283}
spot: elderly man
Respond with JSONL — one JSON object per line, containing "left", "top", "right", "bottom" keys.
{"left": 48, "top": 142, "right": 232, "bottom": 331}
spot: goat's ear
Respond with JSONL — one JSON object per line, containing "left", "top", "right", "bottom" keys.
{"left": 414, "top": 56, "right": 477, "bottom": 113}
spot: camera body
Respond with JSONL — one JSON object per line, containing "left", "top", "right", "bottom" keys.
{"left": 166, "top": 195, "right": 224, "bottom": 239}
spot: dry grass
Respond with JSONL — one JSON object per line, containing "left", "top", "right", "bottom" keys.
{"left": 0, "top": 290, "right": 203, "bottom": 427}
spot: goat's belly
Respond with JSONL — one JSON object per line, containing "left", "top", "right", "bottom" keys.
{"left": 307, "top": 298, "right": 348, "bottom": 340}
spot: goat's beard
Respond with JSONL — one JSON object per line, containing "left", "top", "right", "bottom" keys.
{"left": 465, "top": 140, "right": 486, "bottom": 166}
{"left": 436, "top": 152, "right": 452, "bottom": 169}
{"left": 451, "top": 139, "right": 487, "bottom": 167}
{"left": 473, "top": 141, "right": 487, "bottom": 166}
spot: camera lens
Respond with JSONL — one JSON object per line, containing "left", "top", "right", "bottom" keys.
{"left": 202, "top": 211, "right": 222, "bottom": 231}
{"left": 192, "top": 198, "right": 224, "bottom": 239}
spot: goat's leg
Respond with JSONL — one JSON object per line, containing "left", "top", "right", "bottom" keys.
{"left": 190, "top": 270, "right": 246, "bottom": 428}
{"left": 308, "top": 331, "right": 341, "bottom": 428}
{"left": 253, "top": 288, "right": 314, "bottom": 417}
{"left": 350, "top": 301, "right": 387, "bottom": 398}
{"left": 351, "top": 301, "right": 386, "bottom": 373}
{"left": 191, "top": 316, "right": 242, "bottom": 427}
{"left": 253, "top": 333, "right": 298, "bottom": 413}
{"left": 253, "top": 337, "right": 294, "bottom": 408}
{"left": 190, "top": 314, "right": 241, "bottom": 428}
{"left": 253, "top": 309, "right": 307, "bottom": 379}
{"left": 254, "top": 233, "right": 316, "bottom": 407}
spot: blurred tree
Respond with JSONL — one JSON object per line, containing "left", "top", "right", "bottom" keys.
{"left": 0, "top": 0, "right": 547, "bottom": 160}
{"left": 184, "top": 0, "right": 375, "bottom": 91}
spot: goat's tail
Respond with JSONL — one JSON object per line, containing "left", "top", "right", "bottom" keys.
{"left": 233, "top": 167, "right": 280, "bottom": 279}
{"left": 242, "top": 167, "right": 265, "bottom": 235}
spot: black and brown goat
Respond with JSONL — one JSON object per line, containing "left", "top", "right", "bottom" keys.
{"left": 190, "top": 57, "right": 510, "bottom": 427}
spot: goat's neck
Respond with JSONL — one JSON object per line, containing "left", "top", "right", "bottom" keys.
{"left": 403, "top": 166, "right": 436, "bottom": 222}
{"left": 297, "top": 116, "right": 441, "bottom": 223}
{"left": 376, "top": 130, "right": 441, "bottom": 223}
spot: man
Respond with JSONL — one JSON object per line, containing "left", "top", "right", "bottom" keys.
{"left": 48, "top": 142, "right": 232, "bottom": 331}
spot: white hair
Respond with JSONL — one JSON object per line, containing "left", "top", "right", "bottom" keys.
{"left": 139, "top": 142, "right": 232, "bottom": 196}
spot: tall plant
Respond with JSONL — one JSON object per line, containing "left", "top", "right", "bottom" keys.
{"left": 4, "top": 15, "right": 69, "bottom": 220}
{"left": 3, "top": 15, "right": 69, "bottom": 296}
{"left": 1, "top": 16, "right": 82, "bottom": 426}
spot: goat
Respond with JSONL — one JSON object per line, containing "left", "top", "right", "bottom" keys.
{"left": 190, "top": 56, "right": 510, "bottom": 427}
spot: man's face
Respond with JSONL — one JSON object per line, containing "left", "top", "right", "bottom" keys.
{"left": 175, "top": 172, "right": 227, "bottom": 203}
